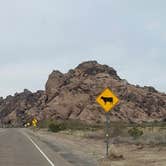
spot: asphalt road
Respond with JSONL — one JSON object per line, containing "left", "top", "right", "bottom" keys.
{"left": 0, "top": 128, "right": 71, "bottom": 166}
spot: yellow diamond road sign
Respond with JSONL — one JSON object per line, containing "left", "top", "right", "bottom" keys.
{"left": 96, "top": 88, "right": 119, "bottom": 112}
{"left": 32, "top": 118, "right": 38, "bottom": 127}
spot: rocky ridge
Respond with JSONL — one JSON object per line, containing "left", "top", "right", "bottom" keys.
{"left": 0, "top": 61, "right": 166, "bottom": 126}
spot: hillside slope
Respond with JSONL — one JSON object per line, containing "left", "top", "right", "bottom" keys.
{"left": 0, "top": 61, "right": 166, "bottom": 126}
{"left": 43, "top": 61, "right": 166, "bottom": 123}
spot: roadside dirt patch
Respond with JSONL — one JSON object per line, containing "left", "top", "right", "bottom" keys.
{"left": 32, "top": 129, "right": 166, "bottom": 166}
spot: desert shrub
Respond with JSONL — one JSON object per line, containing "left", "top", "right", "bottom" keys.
{"left": 48, "top": 122, "right": 66, "bottom": 132}
{"left": 39, "top": 119, "right": 102, "bottom": 132}
{"left": 128, "top": 127, "right": 143, "bottom": 139}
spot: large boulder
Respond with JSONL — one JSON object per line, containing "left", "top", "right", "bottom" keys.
{"left": 43, "top": 61, "right": 166, "bottom": 123}
{"left": 0, "top": 61, "right": 166, "bottom": 126}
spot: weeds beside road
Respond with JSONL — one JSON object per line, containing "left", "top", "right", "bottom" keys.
{"left": 29, "top": 120, "right": 166, "bottom": 166}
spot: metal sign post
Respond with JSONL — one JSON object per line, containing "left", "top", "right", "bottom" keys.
{"left": 105, "top": 112, "right": 110, "bottom": 158}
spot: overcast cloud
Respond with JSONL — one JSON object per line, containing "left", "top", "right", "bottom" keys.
{"left": 0, "top": 0, "right": 166, "bottom": 97}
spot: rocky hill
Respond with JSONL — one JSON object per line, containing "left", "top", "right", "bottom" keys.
{"left": 0, "top": 90, "right": 45, "bottom": 126}
{"left": 0, "top": 61, "right": 166, "bottom": 126}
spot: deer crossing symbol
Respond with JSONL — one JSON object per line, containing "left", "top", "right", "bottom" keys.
{"left": 101, "top": 96, "right": 113, "bottom": 105}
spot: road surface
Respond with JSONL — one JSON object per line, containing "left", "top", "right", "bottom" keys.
{"left": 0, "top": 128, "right": 72, "bottom": 166}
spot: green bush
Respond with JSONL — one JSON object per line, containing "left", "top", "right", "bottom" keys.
{"left": 48, "top": 123, "right": 66, "bottom": 132}
{"left": 47, "top": 120, "right": 102, "bottom": 132}
{"left": 128, "top": 127, "right": 143, "bottom": 139}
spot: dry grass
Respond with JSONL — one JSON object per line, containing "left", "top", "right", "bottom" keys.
{"left": 35, "top": 127, "right": 166, "bottom": 166}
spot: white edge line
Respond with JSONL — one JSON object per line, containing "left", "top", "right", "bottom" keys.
{"left": 24, "top": 133, "right": 55, "bottom": 166}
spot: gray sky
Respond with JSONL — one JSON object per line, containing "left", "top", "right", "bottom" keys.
{"left": 0, "top": 0, "right": 166, "bottom": 97}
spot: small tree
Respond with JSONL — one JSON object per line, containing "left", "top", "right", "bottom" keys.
{"left": 48, "top": 122, "right": 66, "bottom": 132}
{"left": 128, "top": 127, "right": 143, "bottom": 139}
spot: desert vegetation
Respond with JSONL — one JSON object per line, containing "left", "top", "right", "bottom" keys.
{"left": 38, "top": 119, "right": 102, "bottom": 132}
{"left": 38, "top": 119, "right": 166, "bottom": 146}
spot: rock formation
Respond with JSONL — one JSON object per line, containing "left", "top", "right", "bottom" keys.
{"left": 0, "top": 61, "right": 166, "bottom": 126}
{"left": 0, "top": 89, "right": 44, "bottom": 126}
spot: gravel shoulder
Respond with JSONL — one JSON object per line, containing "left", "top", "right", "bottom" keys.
{"left": 26, "top": 129, "right": 166, "bottom": 166}
{"left": 26, "top": 129, "right": 98, "bottom": 166}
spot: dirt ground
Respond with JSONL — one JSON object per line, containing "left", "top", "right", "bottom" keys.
{"left": 99, "top": 144, "right": 166, "bottom": 166}
{"left": 33, "top": 129, "right": 166, "bottom": 166}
